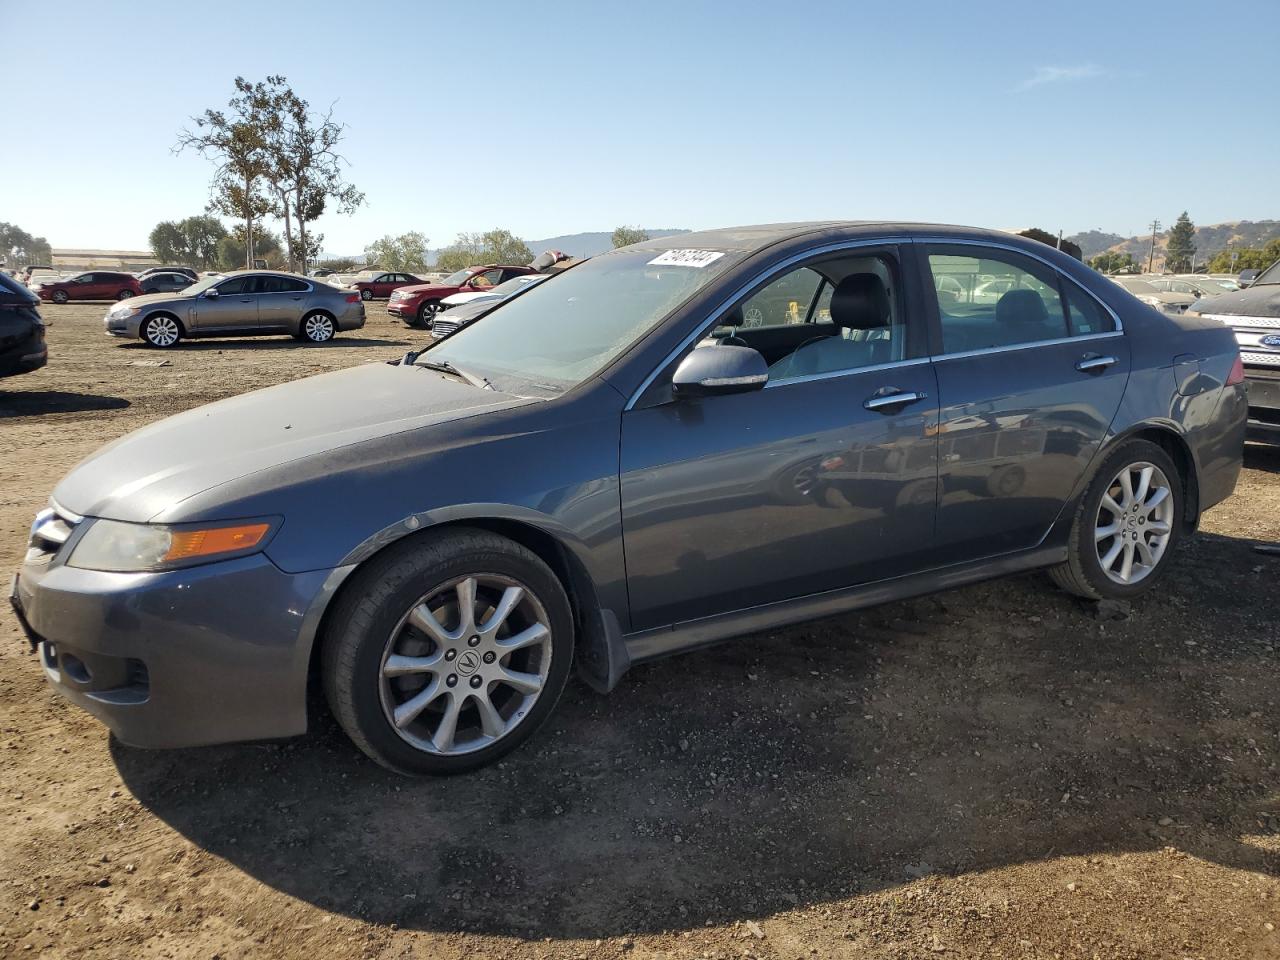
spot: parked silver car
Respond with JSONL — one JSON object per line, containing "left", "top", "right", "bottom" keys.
{"left": 103, "top": 271, "right": 366, "bottom": 347}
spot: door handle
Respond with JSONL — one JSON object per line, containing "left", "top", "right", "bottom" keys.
{"left": 239, "top": 298, "right": 254, "bottom": 303}
{"left": 1076, "top": 354, "right": 1117, "bottom": 373}
{"left": 864, "top": 389, "right": 927, "bottom": 412}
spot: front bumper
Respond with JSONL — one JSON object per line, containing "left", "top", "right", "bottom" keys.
{"left": 0, "top": 342, "right": 47, "bottom": 377}
{"left": 387, "top": 299, "right": 419, "bottom": 320}
{"left": 1246, "top": 367, "right": 1280, "bottom": 444}
{"left": 12, "top": 547, "right": 339, "bottom": 748}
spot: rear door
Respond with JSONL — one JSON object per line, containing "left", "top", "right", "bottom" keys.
{"left": 920, "top": 242, "right": 1130, "bottom": 563}
{"left": 257, "top": 276, "right": 310, "bottom": 330}
{"left": 620, "top": 244, "right": 939, "bottom": 631}
{"left": 193, "top": 275, "right": 260, "bottom": 333}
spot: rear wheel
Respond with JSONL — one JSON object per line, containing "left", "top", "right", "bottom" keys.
{"left": 322, "top": 529, "right": 575, "bottom": 775}
{"left": 141, "top": 314, "right": 182, "bottom": 348}
{"left": 300, "top": 311, "right": 336, "bottom": 343}
{"left": 1049, "top": 439, "right": 1183, "bottom": 600}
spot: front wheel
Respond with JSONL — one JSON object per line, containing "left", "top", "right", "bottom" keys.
{"left": 360, "top": 289, "right": 373, "bottom": 301}
{"left": 417, "top": 300, "right": 442, "bottom": 328}
{"left": 117, "top": 290, "right": 134, "bottom": 300}
{"left": 1049, "top": 439, "right": 1183, "bottom": 600}
{"left": 322, "top": 529, "right": 575, "bottom": 775}
{"left": 141, "top": 314, "right": 182, "bottom": 348}
{"left": 52, "top": 290, "right": 69, "bottom": 304}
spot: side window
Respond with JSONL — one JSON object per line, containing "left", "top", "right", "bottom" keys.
{"left": 257, "top": 276, "right": 286, "bottom": 293}
{"left": 500, "top": 268, "right": 526, "bottom": 282}
{"left": 217, "top": 276, "right": 251, "bottom": 296}
{"left": 280, "top": 277, "right": 309, "bottom": 293}
{"left": 735, "top": 253, "right": 905, "bottom": 383}
{"left": 926, "top": 247, "right": 1067, "bottom": 353}
{"left": 1063, "top": 283, "right": 1115, "bottom": 335}
{"left": 739, "top": 267, "right": 828, "bottom": 329}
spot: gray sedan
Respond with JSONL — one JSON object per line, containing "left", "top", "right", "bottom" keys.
{"left": 104, "top": 270, "right": 366, "bottom": 347}
{"left": 14, "top": 222, "right": 1246, "bottom": 776}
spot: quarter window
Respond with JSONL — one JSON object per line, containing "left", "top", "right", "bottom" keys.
{"left": 926, "top": 249, "right": 1068, "bottom": 353}
{"left": 1063, "top": 283, "right": 1113, "bottom": 335}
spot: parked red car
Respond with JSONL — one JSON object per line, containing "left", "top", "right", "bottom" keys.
{"left": 349, "top": 271, "right": 424, "bottom": 301}
{"left": 387, "top": 265, "right": 537, "bottom": 327}
{"left": 36, "top": 271, "right": 143, "bottom": 303}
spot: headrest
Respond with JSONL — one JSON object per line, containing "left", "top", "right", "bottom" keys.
{"left": 829, "top": 273, "right": 890, "bottom": 330}
{"left": 720, "top": 307, "right": 744, "bottom": 328}
{"left": 995, "top": 289, "right": 1050, "bottom": 325}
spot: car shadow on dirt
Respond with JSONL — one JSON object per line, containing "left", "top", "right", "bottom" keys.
{"left": 114, "top": 337, "right": 414, "bottom": 351}
{"left": 1245, "top": 443, "right": 1280, "bottom": 474}
{"left": 111, "top": 530, "right": 1280, "bottom": 939}
{"left": 0, "top": 390, "right": 130, "bottom": 418}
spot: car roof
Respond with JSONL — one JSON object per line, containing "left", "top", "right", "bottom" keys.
{"left": 217, "top": 269, "right": 311, "bottom": 279}
{"left": 628, "top": 221, "right": 1055, "bottom": 255}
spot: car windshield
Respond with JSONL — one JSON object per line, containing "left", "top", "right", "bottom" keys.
{"left": 1253, "top": 259, "right": 1280, "bottom": 286}
{"left": 441, "top": 269, "right": 474, "bottom": 286}
{"left": 1119, "top": 278, "right": 1161, "bottom": 295}
{"left": 421, "top": 248, "right": 736, "bottom": 398}
{"left": 181, "top": 275, "right": 223, "bottom": 296}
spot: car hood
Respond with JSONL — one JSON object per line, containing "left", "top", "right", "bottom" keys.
{"left": 1193, "top": 284, "right": 1280, "bottom": 318}
{"left": 117, "top": 291, "right": 191, "bottom": 310}
{"left": 53, "top": 361, "right": 533, "bottom": 523}
{"left": 396, "top": 282, "right": 459, "bottom": 298}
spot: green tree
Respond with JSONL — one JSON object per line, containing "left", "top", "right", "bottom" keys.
{"left": 1206, "top": 238, "right": 1280, "bottom": 274}
{"left": 217, "top": 226, "right": 282, "bottom": 270}
{"left": 0, "top": 222, "right": 52, "bottom": 268}
{"left": 612, "top": 225, "right": 650, "bottom": 248}
{"left": 317, "top": 256, "right": 357, "bottom": 272}
{"left": 1165, "top": 211, "right": 1196, "bottom": 272}
{"left": 364, "top": 232, "right": 431, "bottom": 272}
{"left": 176, "top": 87, "right": 273, "bottom": 268}
{"left": 1089, "top": 251, "right": 1139, "bottom": 274}
{"left": 1017, "top": 227, "right": 1082, "bottom": 261}
{"left": 434, "top": 228, "right": 533, "bottom": 271}
{"left": 148, "top": 216, "right": 228, "bottom": 268}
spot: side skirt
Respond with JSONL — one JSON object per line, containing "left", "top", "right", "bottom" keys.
{"left": 623, "top": 543, "right": 1068, "bottom": 664}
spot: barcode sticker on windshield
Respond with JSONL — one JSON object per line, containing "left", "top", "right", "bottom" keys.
{"left": 647, "top": 249, "right": 725, "bottom": 268}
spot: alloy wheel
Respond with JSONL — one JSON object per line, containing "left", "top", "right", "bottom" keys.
{"left": 378, "top": 574, "right": 553, "bottom": 756}
{"left": 1094, "top": 461, "right": 1174, "bottom": 585}
{"left": 52, "top": 291, "right": 68, "bottom": 304}
{"left": 144, "top": 316, "right": 180, "bottom": 347}
{"left": 304, "top": 314, "right": 335, "bottom": 342}
{"left": 361, "top": 289, "right": 373, "bottom": 301}
{"left": 117, "top": 290, "right": 134, "bottom": 300}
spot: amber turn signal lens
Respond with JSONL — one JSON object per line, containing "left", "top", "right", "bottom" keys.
{"left": 163, "top": 523, "right": 271, "bottom": 562}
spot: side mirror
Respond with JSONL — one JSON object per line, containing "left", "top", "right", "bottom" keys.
{"left": 672, "top": 344, "right": 768, "bottom": 399}
{"left": 204, "top": 287, "right": 219, "bottom": 298}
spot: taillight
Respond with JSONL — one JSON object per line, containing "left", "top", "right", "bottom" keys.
{"left": 345, "top": 293, "right": 361, "bottom": 304}
{"left": 1226, "top": 354, "right": 1245, "bottom": 386}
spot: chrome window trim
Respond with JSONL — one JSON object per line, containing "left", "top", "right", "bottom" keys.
{"left": 624, "top": 236, "right": 911, "bottom": 411}
{"left": 764, "top": 356, "right": 932, "bottom": 389}
{"left": 913, "top": 235, "right": 1125, "bottom": 337}
{"left": 930, "top": 331, "right": 1123, "bottom": 364}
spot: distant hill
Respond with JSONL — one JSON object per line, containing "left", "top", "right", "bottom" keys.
{"left": 1067, "top": 220, "right": 1280, "bottom": 271}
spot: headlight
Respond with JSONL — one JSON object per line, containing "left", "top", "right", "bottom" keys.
{"left": 67, "top": 518, "right": 276, "bottom": 572}
{"left": 109, "top": 304, "right": 139, "bottom": 319}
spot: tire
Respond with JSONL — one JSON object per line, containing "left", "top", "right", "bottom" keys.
{"left": 117, "top": 290, "right": 134, "bottom": 300}
{"left": 1048, "top": 439, "right": 1183, "bottom": 601}
{"left": 299, "top": 311, "right": 336, "bottom": 343}
{"left": 52, "top": 290, "right": 68, "bottom": 304}
{"left": 418, "top": 301, "right": 442, "bottom": 328}
{"left": 360, "top": 289, "right": 373, "bottom": 301}
{"left": 140, "top": 314, "right": 182, "bottom": 348}
{"left": 322, "top": 528, "right": 575, "bottom": 775}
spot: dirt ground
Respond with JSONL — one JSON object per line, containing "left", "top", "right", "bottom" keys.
{"left": 3, "top": 302, "right": 1280, "bottom": 960}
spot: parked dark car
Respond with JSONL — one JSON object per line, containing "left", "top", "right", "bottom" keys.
{"left": 388, "top": 265, "right": 537, "bottom": 327}
{"left": 349, "top": 271, "right": 423, "bottom": 301}
{"left": 36, "top": 271, "right": 143, "bottom": 303}
{"left": 0, "top": 271, "right": 47, "bottom": 378}
{"left": 138, "top": 266, "right": 198, "bottom": 282}
{"left": 139, "top": 271, "right": 194, "bottom": 295}
{"left": 101, "top": 271, "right": 366, "bottom": 347}
{"left": 11, "top": 223, "right": 1246, "bottom": 776}
{"left": 1188, "top": 256, "right": 1280, "bottom": 443}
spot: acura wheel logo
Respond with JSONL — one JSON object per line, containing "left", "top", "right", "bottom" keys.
{"left": 457, "top": 650, "right": 481, "bottom": 676}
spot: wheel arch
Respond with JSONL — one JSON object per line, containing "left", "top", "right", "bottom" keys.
{"left": 139, "top": 310, "right": 187, "bottom": 338}
{"left": 1103, "top": 422, "right": 1200, "bottom": 529}
{"left": 299, "top": 307, "right": 337, "bottom": 334}
{"left": 304, "top": 515, "right": 627, "bottom": 729}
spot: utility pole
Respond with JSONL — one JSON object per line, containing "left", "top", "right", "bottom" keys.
{"left": 1147, "top": 219, "right": 1161, "bottom": 273}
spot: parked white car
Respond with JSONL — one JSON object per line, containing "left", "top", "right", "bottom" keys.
{"left": 439, "top": 273, "right": 546, "bottom": 309}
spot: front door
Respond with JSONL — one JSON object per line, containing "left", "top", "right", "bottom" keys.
{"left": 193, "top": 275, "right": 260, "bottom": 333}
{"left": 620, "top": 246, "right": 939, "bottom": 632}
{"left": 920, "top": 243, "right": 1131, "bottom": 563}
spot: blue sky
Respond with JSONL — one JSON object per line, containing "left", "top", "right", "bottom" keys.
{"left": 3, "top": 0, "right": 1275, "bottom": 255}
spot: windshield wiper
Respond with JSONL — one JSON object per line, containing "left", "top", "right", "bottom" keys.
{"left": 413, "top": 357, "right": 495, "bottom": 390}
